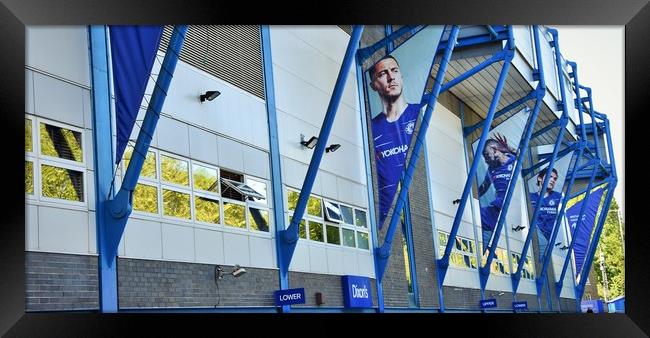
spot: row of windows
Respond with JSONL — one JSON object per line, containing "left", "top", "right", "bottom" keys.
{"left": 483, "top": 247, "right": 511, "bottom": 276}
{"left": 25, "top": 117, "right": 86, "bottom": 205}
{"left": 287, "top": 188, "right": 370, "bottom": 251}
{"left": 123, "top": 145, "right": 271, "bottom": 233}
{"left": 438, "top": 231, "right": 478, "bottom": 269}
{"left": 511, "top": 253, "right": 535, "bottom": 280}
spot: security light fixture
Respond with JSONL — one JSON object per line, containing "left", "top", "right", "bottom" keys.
{"left": 325, "top": 144, "right": 341, "bottom": 153}
{"left": 215, "top": 264, "right": 247, "bottom": 280}
{"left": 200, "top": 90, "right": 221, "bottom": 102}
{"left": 452, "top": 199, "right": 461, "bottom": 205}
{"left": 512, "top": 225, "right": 526, "bottom": 231}
{"left": 300, "top": 134, "right": 318, "bottom": 149}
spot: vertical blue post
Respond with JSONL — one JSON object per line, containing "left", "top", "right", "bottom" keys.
{"left": 89, "top": 25, "right": 117, "bottom": 313}
{"left": 260, "top": 25, "right": 290, "bottom": 313}
{"left": 278, "top": 25, "right": 364, "bottom": 274}
{"left": 356, "top": 53, "right": 385, "bottom": 313}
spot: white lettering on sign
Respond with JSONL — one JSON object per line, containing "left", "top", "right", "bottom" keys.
{"left": 380, "top": 145, "right": 408, "bottom": 159}
{"left": 352, "top": 284, "right": 369, "bottom": 299}
{"left": 482, "top": 300, "right": 496, "bottom": 307}
{"left": 280, "top": 293, "right": 302, "bottom": 301}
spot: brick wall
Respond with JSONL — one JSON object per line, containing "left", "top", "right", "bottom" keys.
{"left": 289, "top": 272, "right": 377, "bottom": 308}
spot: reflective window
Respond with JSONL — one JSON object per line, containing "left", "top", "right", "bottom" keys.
{"left": 342, "top": 228, "right": 356, "bottom": 247}
{"left": 39, "top": 122, "right": 83, "bottom": 162}
{"left": 162, "top": 189, "right": 191, "bottom": 219}
{"left": 133, "top": 183, "right": 158, "bottom": 214}
{"left": 326, "top": 224, "right": 341, "bottom": 245}
{"left": 290, "top": 216, "right": 307, "bottom": 239}
{"left": 220, "top": 170, "right": 244, "bottom": 201}
{"left": 124, "top": 146, "right": 157, "bottom": 179}
{"left": 161, "top": 155, "right": 189, "bottom": 186}
{"left": 354, "top": 209, "right": 367, "bottom": 228}
{"left": 308, "top": 221, "right": 324, "bottom": 242}
{"left": 307, "top": 196, "right": 322, "bottom": 217}
{"left": 340, "top": 205, "right": 354, "bottom": 224}
{"left": 41, "top": 164, "right": 84, "bottom": 202}
{"left": 193, "top": 164, "right": 218, "bottom": 193}
{"left": 356, "top": 232, "right": 369, "bottom": 250}
{"left": 195, "top": 196, "right": 220, "bottom": 224}
{"left": 25, "top": 161, "right": 34, "bottom": 194}
{"left": 324, "top": 201, "right": 342, "bottom": 223}
{"left": 25, "top": 119, "right": 32, "bottom": 152}
{"left": 249, "top": 207, "right": 269, "bottom": 232}
{"left": 287, "top": 190, "right": 299, "bottom": 211}
{"left": 246, "top": 178, "right": 267, "bottom": 204}
{"left": 223, "top": 201, "right": 246, "bottom": 228}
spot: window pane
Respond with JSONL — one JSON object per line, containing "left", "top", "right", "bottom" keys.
{"left": 450, "top": 253, "right": 464, "bottom": 268}
{"left": 438, "top": 232, "right": 448, "bottom": 247}
{"left": 326, "top": 224, "right": 340, "bottom": 245}
{"left": 354, "top": 209, "right": 367, "bottom": 228}
{"left": 249, "top": 207, "right": 269, "bottom": 232}
{"left": 342, "top": 228, "right": 355, "bottom": 247}
{"left": 25, "top": 119, "right": 32, "bottom": 152}
{"left": 40, "top": 123, "right": 83, "bottom": 162}
{"left": 162, "top": 189, "right": 191, "bottom": 219}
{"left": 193, "top": 164, "right": 218, "bottom": 193}
{"left": 223, "top": 202, "right": 246, "bottom": 228}
{"left": 25, "top": 161, "right": 34, "bottom": 194}
{"left": 356, "top": 232, "right": 369, "bottom": 250}
{"left": 307, "top": 196, "right": 322, "bottom": 217}
{"left": 161, "top": 155, "right": 189, "bottom": 186}
{"left": 324, "top": 201, "right": 343, "bottom": 223}
{"left": 41, "top": 164, "right": 84, "bottom": 202}
{"left": 220, "top": 170, "right": 244, "bottom": 201}
{"left": 309, "top": 221, "right": 324, "bottom": 242}
{"left": 287, "top": 190, "right": 299, "bottom": 211}
{"left": 124, "top": 146, "right": 157, "bottom": 179}
{"left": 470, "top": 256, "right": 478, "bottom": 269}
{"left": 340, "top": 205, "right": 354, "bottom": 224}
{"left": 246, "top": 178, "right": 267, "bottom": 204}
{"left": 290, "top": 216, "right": 307, "bottom": 239}
{"left": 195, "top": 196, "right": 220, "bottom": 224}
{"left": 133, "top": 183, "right": 158, "bottom": 214}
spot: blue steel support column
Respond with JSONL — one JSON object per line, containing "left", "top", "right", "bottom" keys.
{"left": 356, "top": 53, "right": 385, "bottom": 313}
{"left": 98, "top": 26, "right": 188, "bottom": 313}
{"left": 260, "top": 26, "right": 289, "bottom": 313}
{"left": 279, "top": 26, "right": 364, "bottom": 272}
{"left": 376, "top": 26, "right": 460, "bottom": 283}
{"left": 89, "top": 26, "right": 117, "bottom": 313}
{"left": 436, "top": 31, "right": 514, "bottom": 288}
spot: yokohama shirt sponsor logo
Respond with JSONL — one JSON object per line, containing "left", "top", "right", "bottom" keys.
{"left": 380, "top": 144, "right": 409, "bottom": 158}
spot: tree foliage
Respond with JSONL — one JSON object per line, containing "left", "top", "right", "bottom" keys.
{"left": 595, "top": 198, "right": 625, "bottom": 300}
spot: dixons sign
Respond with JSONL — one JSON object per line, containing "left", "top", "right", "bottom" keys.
{"left": 342, "top": 275, "right": 373, "bottom": 308}
{"left": 274, "top": 288, "right": 306, "bottom": 306}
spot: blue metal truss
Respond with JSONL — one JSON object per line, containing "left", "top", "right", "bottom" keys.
{"left": 92, "top": 25, "right": 188, "bottom": 313}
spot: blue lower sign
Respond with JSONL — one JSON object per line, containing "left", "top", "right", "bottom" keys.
{"left": 480, "top": 298, "right": 497, "bottom": 309}
{"left": 512, "top": 301, "right": 528, "bottom": 311}
{"left": 274, "top": 288, "right": 306, "bottom": 306}
{"left": 342, "top": 275, "right": 373, "bottom": 308}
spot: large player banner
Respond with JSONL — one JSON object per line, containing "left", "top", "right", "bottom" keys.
{"left": 364, "top": 26, "right": 444, "bottom": 230}
{"left": 471, "top": 108, "right": 530, "bottom": 253}
{"left": 526, "top": 152, "right": 573, "bottom": 259}
{"left": 565, "top": 186, "right": 607, "bottom": 282}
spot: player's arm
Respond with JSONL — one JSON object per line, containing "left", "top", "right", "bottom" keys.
{"left": 478, "top": 173, "right": 491, "bottom": 197}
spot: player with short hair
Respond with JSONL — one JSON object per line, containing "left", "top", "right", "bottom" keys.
{"left": 530, "top": 167, "right": 563, "bottom": 242}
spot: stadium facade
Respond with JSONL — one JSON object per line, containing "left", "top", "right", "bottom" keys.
{"left": 24, "top": 25, "right": 618, "bottom": 313}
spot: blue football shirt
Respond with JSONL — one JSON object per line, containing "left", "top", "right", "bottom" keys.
{"left": 480, "top": 153, "right": 516, "bottom": 232}
{"left": 530, "top": 190, "right": 563, "bottom": 240}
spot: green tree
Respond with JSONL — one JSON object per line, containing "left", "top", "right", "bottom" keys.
{"left": 595, "top": 198, "right": 625, "bottom": 300}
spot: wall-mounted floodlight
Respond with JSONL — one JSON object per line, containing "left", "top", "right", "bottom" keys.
{"left": 512, "top": 225, "right": 526, "bottom": 231}
{"left": 300, "top": 134, "right": 318, "bottom": 149}
{"left": 325, "top": 144, "right": 341, "bottom": 153}
{"left": 215, "top": 264, "right": 247, "bottom": 280}
{"left": 200, "top": 90, "right": 221, "bottom": 102}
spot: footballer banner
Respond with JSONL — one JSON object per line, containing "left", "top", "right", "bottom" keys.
{"left": 470, "top": 108, "right": 530, "bottom": 254}
{"left": 526, "top": 151, "right": 573, "bottom": 259}
{"left": 565, "top": 186, "right": 606, "bottom": 282}
{"left": 364, "top": 26, "right": 444, "bottom": 230}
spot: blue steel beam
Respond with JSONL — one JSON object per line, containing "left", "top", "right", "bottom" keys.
{"left": 462, "top": 90, "right": 536, "bottom": 137}
{"left": 529, "top": 119, "right": 561, "bottom": 140}
{"left": 376, "top": 25, "right": 461, "bottom": 282}
{"left": 98, "top": 25, "right": 188, "bottom": 313}
{"left": 260, "top": 26, "right": 290, "bottom": 314}
{"left": 357, "top": 25, "right": 422, "bottom": 63}
{"left": 89, "top": 26, "right": 117, "bottom": 313}
{"left": 436, "top": 27, "right": 514, "bottom": 287}
{"left": 437, "top": 25, "right": 509, "bottom": 51}
{"left": 278, "top": 26, "right": 364, "bottom": 272}
{"left": 355, "top": 51, "right": 385, "bottom": 313}
{"left": 521, "top": 142, "right": 579, "bottom": 177}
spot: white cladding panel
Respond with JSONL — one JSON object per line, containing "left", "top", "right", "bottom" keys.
{"left": 33, "top": 72, "right": 85, "bottom": 128}
{"left": 38, "top": 206, "right": 89, "bottom": 255}
{"left": 161, "top": 223, "right": 195, "bottom": 262}
{"left": 194, "top": 228, "right": 224, "bottom": 264}
{"left": 123, "top": 218, "right": 163, "bottom": 260}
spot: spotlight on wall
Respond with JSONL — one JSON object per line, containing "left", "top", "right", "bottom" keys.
{"left": 300, "top": 134, "right": 318, "bottom": 149}
{"left": 325, "top": 144, "right": 341, "bottom": 153}
{"left": 200, "top": 90, "right": 221, "bottom": 102}
{"left": 452, "top": 199, "right": 461, "bottom": 205}
{"left": 215, "top": 264, "right": 247, "bottom": 280}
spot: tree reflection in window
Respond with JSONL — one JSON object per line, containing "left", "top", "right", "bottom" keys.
{"left": 193, "top": 164, "right": 218, "bottom": 193}
{"left": 40, "top": 123, "right": 83, "bottom": 162}
{"left": 287, "top": 190, "right": 299, "bottom": 211}
{"left": 307, "top": 196, "right": 321, "bottom": 217}
{"left": 162, "top": 189, "right": 191, "bottom": 219}
{"left": 290, "top": 216, "right": 307, "bottom": 239}
{"left": 161, "top": 155, "right": 189, "bottom": 186}
{"left": 25, "top": 161, "right": 34, "bottom": 194}
{"left": 133, "top": 183, "right": 158, "bottom": 213}
{"left": 356, "top": 231, "right": 369, "bottom": 249}
{"left": 195, "top": 196, "right": 220, "bottom": 224}
{"left": 249, "top": 207, "right": 269, "bottom": 232}
{"left": 309, "top": 221, "right": 324, "bottom": 242}
{"left": 342, "top": 228, "right": 355, "bottom": 247}
{"left": 354, "top": 209, "right": 367, "bottom": 228}
{"left": 41, "top": 164, "right": 83, "bottom": 202}
{"left": 124, "top": 145, "right": 157, "bottom": 179}
{"left": 25, "top": 119, "right": 32, "bottom": 152}
{"left": 326, "top": 224, "right": 340, "bottom": 245}
{"left": 224, "top": 201, "right": 246, "bottom": 228}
